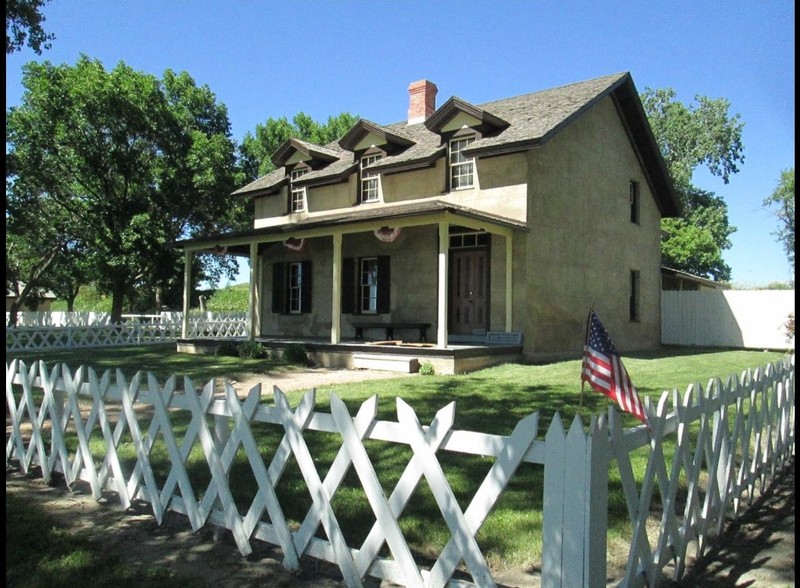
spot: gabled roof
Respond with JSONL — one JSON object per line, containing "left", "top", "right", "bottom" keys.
{"left": 271, "top": 137, "right": 339, "bottom": 168}
{"left": 337, "top": 119, "right": 416, "bottom": 151}
{"left": 232, "top": 72, "right": 680, "bottom": 217}
{"left": 177, "top": 199, "right": 529, "bottom": 254}
{"left": 424, "top": 96, "right": 510, "bottom": 134}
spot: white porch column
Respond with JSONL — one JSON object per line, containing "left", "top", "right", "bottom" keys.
{"left": 247, "top": 241, "right": 258, "bottom": 341}
{"left": 331, "top": 232, "right": 342, "bottom": 344}
{"left": 437, "top": 222, "right": 449, "bottom": 348}
{"left": 181, "top": 249, "right": 191, "bottom": 338}
{"left": 506, "top": 234, "right": 514, "bottom": 331}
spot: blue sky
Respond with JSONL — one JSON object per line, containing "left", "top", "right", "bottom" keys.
{"left": 6, "top": 0, "right": 795, "bottom": 287}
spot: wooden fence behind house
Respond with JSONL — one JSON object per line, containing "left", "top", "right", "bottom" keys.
{"left": 5, "top": 311, "right": 248, "bottom": 352}
{"left": 5, "top": 355, "right": 794, "bottom": 587}
{"left": 661, "top": 290, "right": 795, "bottom": 350}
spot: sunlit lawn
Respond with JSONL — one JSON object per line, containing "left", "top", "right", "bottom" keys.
{"left": 6, "top": 344, "right": 792, "bottom": 573}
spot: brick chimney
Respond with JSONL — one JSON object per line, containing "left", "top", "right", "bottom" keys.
{"left": 407, "top": 80, "right": 438, "bottom": 124}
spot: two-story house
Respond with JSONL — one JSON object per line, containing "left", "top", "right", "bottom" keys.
{"left": 177, "top": 71, "right": 680, "bottom": 373}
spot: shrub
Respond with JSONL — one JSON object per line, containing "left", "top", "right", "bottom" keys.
{"left": 785, "top": 313, "right": 795, "bottom": 343}
{"left": 419, "top": 361, "right": 435, "bottom": 376}
{"left": 238, "top": 340, "right": 268, "bottom": 359}
{"left": 283, "top": 343, "right": 309, "bottom": 366}
{"left": 216, "top": 341, "right": 240, "bottom": 357}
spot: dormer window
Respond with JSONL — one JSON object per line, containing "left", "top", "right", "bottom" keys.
{"left": 449, "top": 134, "right": 476, "bottom": 190}
{"left": 360, "top": 154, "right": 382, "bottom": 203}
{"left": 290, "top": 168, "right": 307, "bottom": 212}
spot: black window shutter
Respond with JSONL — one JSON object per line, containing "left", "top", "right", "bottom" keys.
{"left": 377, "top": 255, "right": 391, "bottom": 314}
{"left": 301, "top": 260, "right": 312, "bottom": 313}
{"left": 272, "top": 262, "right": 287, "bottom": 314}
{"left": 341, "top": 258, "right": 355, "bottom": 314}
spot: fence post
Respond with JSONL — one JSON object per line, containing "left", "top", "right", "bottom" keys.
{"left": 212, "top": 408, "right": 230, "bottom": 542}
{"left": 542, "top": 413, "right": 609, "bottom": 588}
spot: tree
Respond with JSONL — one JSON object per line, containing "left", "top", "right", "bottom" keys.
{"left": 763, "top": 168, "right": 794, "bottom": 272}
{"left": 5, "top": 152, "right": 81, "bottom": 325}
{"left": 6, "top": 0, "right": 54, "bottom": 54}
{"left": 239, "top": 112, "right": 359, "bottom": 181}
{"left": 641, "top": 88, "right": 745, "bottom": 281}
{"left": 6, "top": 56, "right": 246, "bottom": 322}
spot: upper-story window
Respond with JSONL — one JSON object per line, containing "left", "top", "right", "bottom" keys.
{"left": 360, "top": 154, "right": 382, "bottom": 202}
{"left": 290, "top": 168, "right": 307, "bottom": 212}
{"left": 629, "top": 180, "right": 640, "bottom": 224}
{"left": 449, "top": 134, "right": 476, "bottom": 190}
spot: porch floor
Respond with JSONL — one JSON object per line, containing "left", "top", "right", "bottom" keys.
{"left": 176, "top": 335, "right": 523, "bottom": 375}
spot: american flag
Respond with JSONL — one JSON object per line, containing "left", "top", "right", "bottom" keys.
{"left": 581, "top": 309, "right": 649, "bottom": 425}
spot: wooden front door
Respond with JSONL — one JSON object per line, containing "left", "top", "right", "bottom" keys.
{"left": 450, "top": 249, "right": 489, "bottom": 335}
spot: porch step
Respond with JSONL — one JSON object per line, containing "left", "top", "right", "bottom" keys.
{"left": 352, "top": 353, "right": 420, "bottom": 373}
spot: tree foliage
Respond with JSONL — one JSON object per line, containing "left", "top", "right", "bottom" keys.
{"left": 763, "top": 168, "right": 795, "bottom": 272}
{"left": 6, "top": 56, "right": 246, "bottom": 322}
{"left": 239, "top": 112, "right": 359, "bottom": 181}
{"left": 641, "top": 88, "right": 745, "bottom": 281}
{"left": 6, "top": 0, "right": 54, "bottom": 54}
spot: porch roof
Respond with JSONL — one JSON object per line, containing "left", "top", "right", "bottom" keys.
{"left": 177, "top": 199, "right": 528, "bottom": 253}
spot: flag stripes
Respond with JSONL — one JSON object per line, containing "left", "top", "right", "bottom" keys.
{"left": 581, "top": 309, "right": 649, "bottom": 425}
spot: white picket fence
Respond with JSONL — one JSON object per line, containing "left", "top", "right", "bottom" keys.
{"left": 5, "top": 312, "right": 248, "bottom": 352}
{"left": 5, "top": 355, "right": 794, "bottom": 587}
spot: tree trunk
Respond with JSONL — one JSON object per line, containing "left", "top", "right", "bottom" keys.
{"left": 66, "top": 283, "right": 80, "bottom": 312}
{"left": 110, "top": 277, "right": 127, "bottom": 323}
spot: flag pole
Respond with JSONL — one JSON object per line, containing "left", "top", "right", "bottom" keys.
{"left": 579, "top": 304, "right": 594, "bottom": 413}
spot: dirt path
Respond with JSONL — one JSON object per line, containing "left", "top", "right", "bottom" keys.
{"left": 6, "top": 458, "right": 794, "bottom": 587}
{"left": 226, "top": 365, "right": 419, "bottom": 396}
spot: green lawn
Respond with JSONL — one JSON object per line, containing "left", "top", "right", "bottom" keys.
{"left": 6, "top": 345, "right": 792, "bottom": 579}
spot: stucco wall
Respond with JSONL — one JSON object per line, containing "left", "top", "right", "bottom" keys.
{"left": 381, "top": 161, "right": 445, "bottom": 202}
{"left": 251, "top": 95, "right": 666, "bottom": 356}
{"left": 520, "top": 95, "right": 663, "bottom": 358}
{"left": 259, "top": 225, "right": 441, "bottom": 338}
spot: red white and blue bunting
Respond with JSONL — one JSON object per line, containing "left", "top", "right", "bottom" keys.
{"left": 374, "top": 226, "right": 402, "bottom": 243}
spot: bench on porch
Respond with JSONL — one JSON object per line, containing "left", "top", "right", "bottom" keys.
{"left": 352, "top": 322, "right": 431, "bottom": 342}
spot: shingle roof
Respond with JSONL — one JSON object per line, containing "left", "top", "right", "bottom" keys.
{"left": 232, "top": 72, "right": 679, "bottom": 216}
{"left": 177, "top": 199, "right": 528, "bottom": 252}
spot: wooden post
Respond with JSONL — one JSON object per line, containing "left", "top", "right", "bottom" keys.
{"left": 331, "top": 232, "right": 342, "bottom": 344}
{"left": 542, "top": 413, "right": 609, "bottom": 587}
{"left": 247, "top": 242, "right": 258, "bottom": 341}
{"left": 212, "top": 410, "right": 230, "bottom": 542}
{"left": 437, "top": 222, "right": 449, "bottom": 348}
{"left": 505, "top": 233, "right": 513, "bottom": 332}
{"left": 182, "top": 250, "right": 191, "bottom": 339}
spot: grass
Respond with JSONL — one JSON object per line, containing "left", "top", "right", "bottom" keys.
{"left": 5, "top": 492, "right": 198, "bottom": 588}
{"left": 6, "top": 345, "right": 792, "bottom": 578}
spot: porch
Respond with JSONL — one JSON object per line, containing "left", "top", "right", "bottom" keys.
{"left": 176, "top": 335, "right": 523, "bottom": 375}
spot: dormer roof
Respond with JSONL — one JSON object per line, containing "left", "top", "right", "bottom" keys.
{"left": 231, "top": 72, "right": 680, "bottom": 217}
{"left": 424, "top": 96, "right": 510, "bottom": 134}
{"left": 337, "top": 119, "right": 415, "bottom": 152}
{"left": 270, "top": 137, "right": 339, "bottom": 168}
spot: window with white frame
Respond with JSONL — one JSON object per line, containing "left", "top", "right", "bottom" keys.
{"left": 290, "top": 168, "right": 307, "bottom": 212}
{"left": 360, "top": 154, "right": 382, "bottom": 202}
{"left": 360, "top": 257, "right": 378, "bottom": 313}
{"left": 449, "top": 135, "right": 476, "bottom": 189}
{"left": 288, "top": 262, "right": 303, "bottom": 314}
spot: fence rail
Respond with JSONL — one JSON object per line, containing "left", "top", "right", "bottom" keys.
{"left": 5, "top": 355, "right": 794, "bottom": 587}
{"left": 5, "top": 312, "right": 248, "bottom": 352}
